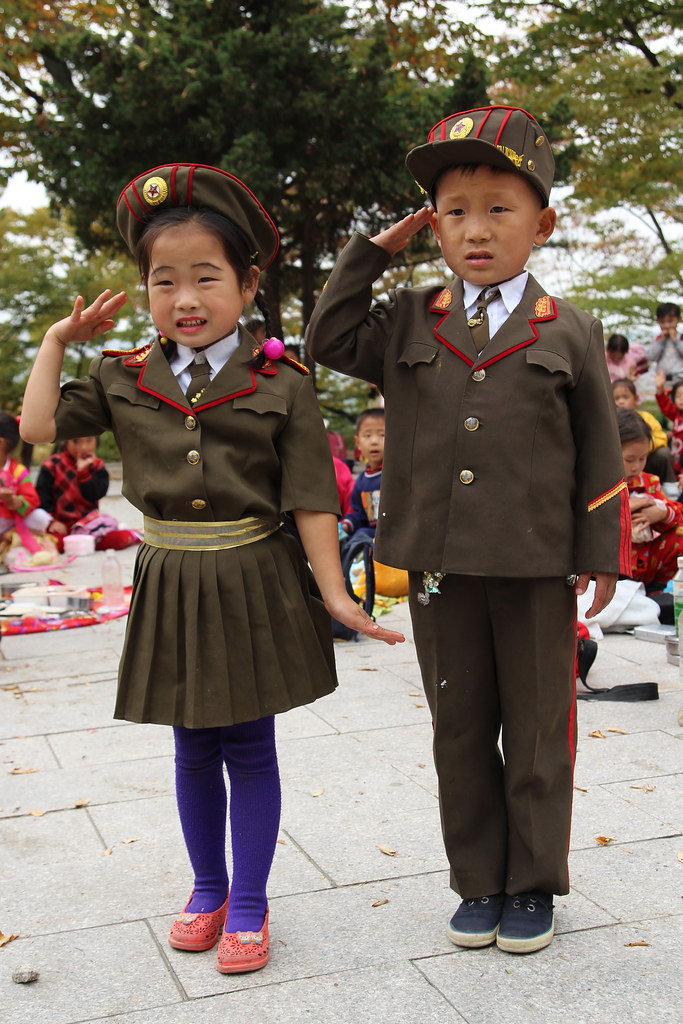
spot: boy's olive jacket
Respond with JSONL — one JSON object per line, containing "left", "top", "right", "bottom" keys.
{"left": 307, "top": 233, "right": 630, "bottom": 577}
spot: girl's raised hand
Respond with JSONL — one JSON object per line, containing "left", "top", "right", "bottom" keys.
{"left": 370, "top": 206, "right": 435, "bottom": 256}
{"left": 49, "top": 290, "right": 128, "bottom": 348}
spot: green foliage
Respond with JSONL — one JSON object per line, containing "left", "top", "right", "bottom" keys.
{"left": 0, "top": 206, "right": 151, "bottom": 412}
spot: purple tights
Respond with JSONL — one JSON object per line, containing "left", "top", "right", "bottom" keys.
{"left": 173, "top": 716, "right": 280, "bottom": 933}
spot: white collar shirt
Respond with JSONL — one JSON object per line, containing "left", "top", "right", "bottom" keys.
{"left": 462, "top": 271, "right": 529, "bottom": 346}
{"left": 170, "top": 329, "right": 240, "bottom": 393}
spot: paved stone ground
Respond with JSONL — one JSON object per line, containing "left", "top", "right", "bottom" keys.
{"left": 1, "top": 479, "right": 681, "bottom": 1023}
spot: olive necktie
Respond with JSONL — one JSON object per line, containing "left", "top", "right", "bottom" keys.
{"left": 186, "top": 354, "right": 211, "bottom": 405}
{"left": 468, "top": 288, "right": 500, "bottom": 351}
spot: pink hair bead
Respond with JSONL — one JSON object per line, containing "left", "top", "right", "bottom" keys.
{"left": 263, "top": 337, "right": 285, "bottom": 360}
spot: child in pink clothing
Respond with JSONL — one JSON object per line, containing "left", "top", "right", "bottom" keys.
{"left": 655, "top": 369, "right": 683, "bottom": 484}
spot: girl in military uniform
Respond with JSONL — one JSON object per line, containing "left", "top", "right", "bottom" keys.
{"left": 20, "top": 164, "right": 403, "bottom": 975}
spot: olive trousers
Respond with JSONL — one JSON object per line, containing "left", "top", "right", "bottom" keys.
{"left": 409, "top": 573, "right": 577, "bottom": 898}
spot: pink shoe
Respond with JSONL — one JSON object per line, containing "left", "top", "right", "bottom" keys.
{"left": 169, "top": 894, "right": 228, "bottom": 951}
{"left": 216, "top": 908, "right": 270, "bottom": 974}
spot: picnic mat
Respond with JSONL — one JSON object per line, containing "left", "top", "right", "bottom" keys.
{"left": 0, "top": 586, "right": 131, "bottom": 636}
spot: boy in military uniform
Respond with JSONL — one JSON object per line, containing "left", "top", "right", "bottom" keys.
{"left": 306, "top": 106, "right": 630, "bottom": 954}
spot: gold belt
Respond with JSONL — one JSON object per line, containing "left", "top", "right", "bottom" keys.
{"left": 143, "top": 515, "right": 281, "bottom": 551}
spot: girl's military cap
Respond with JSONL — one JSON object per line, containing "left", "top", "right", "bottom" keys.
{"left": 406, "top": 105, "right": 555, "bottom": 207}
{"left": 116, "top": 163, "right": 280, "bottom": 269}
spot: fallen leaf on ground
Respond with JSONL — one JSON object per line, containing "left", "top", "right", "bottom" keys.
{"left": 0, "top": 931, "right": 20, "bottom": 947}
{"left": 74, "top": 799, "right": 90, "bottom": 808}
{"left": 595, "top": 835, "right": 615, "bottom": 846}
{"left": 276, "top": 838, "right": 287, "bottom": 845}
{"left": 310, "top": 787, "right": 324, "bottom": 797}
{"left": 30, "top": 809, "right": 46, "bottom": 817}
{"left": 624, "top": 940, "right": 650, "bottom": 947}
{"left": 413, "top": 703, "right": 425, "bottom": 708}
{"left": 417, "top": 763, "right": 426, "bottom": 769}
{"left": 588, "top": 730, "right": 606, "bottom": 739}
{"left": 8, "top": 767, "right": 38, "bottom": 775}
{"left": 630, "top": 785, "right": 655, "bottom": 792}
{"left": 574, "top": 785, "right": 588, "bottom": 792}
{"left": 408, "top": 692, "right": 422, "bottom": 697}
{"left": 377, "top": 844, "right": 398, "bottom": 857}
{"left": 102, "top": 848, "right": 113, "bottom": 856}
{"left": 608, "top": 727, "right": 628, "bottom": 734}
{"left": 677, "top": 852, "right": 683, "bottom": 863}
{"left": 357, "top": 667, "right": 377, "bottom": 672}
{"left": 122, "top": 837, "right": 140, "bottom": 844}
{"left": 372, "top": 899, "right": 389, "bottom": 907}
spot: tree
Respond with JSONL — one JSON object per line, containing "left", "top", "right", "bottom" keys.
{"left": 476, "top": 0, "right": 683, "bottom": 317}
{"left": 0, "top": 206, "right": 149, "bottom": 412}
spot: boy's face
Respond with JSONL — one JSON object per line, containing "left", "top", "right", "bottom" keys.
{"left": 355, "top": 415, "right": 385, "bottom": 470}
{"left": 613, "top": 384, "right": 636, "bottom": 410}
{"left": 66, "top": 437, "right": 98, "bottom": 461}
{"left": 430, "top": 165, "right": 556, "bottom": 286}
{"left": 658, "top": 314, "right": 681, "bottom": 339}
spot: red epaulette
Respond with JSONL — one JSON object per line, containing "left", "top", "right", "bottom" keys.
{"left": 281, "top": 354, "right": 310, "bottom": 375}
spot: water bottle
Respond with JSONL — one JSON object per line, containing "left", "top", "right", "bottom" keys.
{"left": 674, "top": 557, "right": 683, "bottom": 636}
{"left": 102, "top": 552, "right": 125, "bottom": 608}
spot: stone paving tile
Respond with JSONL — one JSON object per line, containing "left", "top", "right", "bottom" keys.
{"left": 603, "top": 772, "right": 683, "bottom": 832}
{"left": 569, "top": 779, "right": 680, "bottom": 849}
{"left": 572, "top": 728, "right": 683, "bottom": 787}
{"left": 46, "top": 721, "right": 171, "bottom": 768}
{"left": 83, "top": 963, "right": 468, "bottom": 1024}
{"left": 0, "top": 676, "right": 120, "bottom": 739}
{"left": 569, "top": 835, "right": 683, "bottom": 923}
{"left": 417, "top": 914, "right": 683, "bottom": 1024}
{"left": 308, "top": 665, "right": 432, "bottom": 733}
{"left": 0, "top": 921, "right": 181, "bottom": 1024}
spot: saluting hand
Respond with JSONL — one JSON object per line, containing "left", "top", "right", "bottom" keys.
{"left": 47, "top": 289, "right": 128, "bottom": 348}
{"left": 370, "top": 206, "right": 435, "bottom": 256}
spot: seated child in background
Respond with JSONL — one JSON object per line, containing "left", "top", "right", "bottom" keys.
{"left": 655, "top": 369, "right": 683, "bottom": 485}
{"left": 0, "top": 411, "right": 45, "bottom": 537}
{"left": 34, "top": 436, "right": 109, "bottom": 543}
{"left": 650, "top": 302, "right": 683, "bottom": 382}
{"left": 618, "top": 407, "right": 683, "bottom": 590}
{"left": 612, "top": 378, "right": 676, "bottom": 483}
{"left": 340, "top": 408, "right": 384, "bottom": 543}
{"left": 332, "top": 456, "right": 354, "bottom": 516}
{"left": 605, "top": 334, "right": 648, "bottom": 385}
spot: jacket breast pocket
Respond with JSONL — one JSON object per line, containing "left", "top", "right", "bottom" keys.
{"left": 526, "top": 349, "right": 573, "bottom": 383}
{"left": 233, "top": 392, "right": 288, "bottom": 416}
{"left": 106, "top": 382, "right": 161, "bottom": 409}
{"left": 397, "top": 342, "right": 439, "bottom": 369}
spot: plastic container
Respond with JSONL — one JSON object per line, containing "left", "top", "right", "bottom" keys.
{"left": 101, "top": 553, "right": 125, "bottom": 608}
{"left": 63, "top": 534, "right": 95, "bottom": 556}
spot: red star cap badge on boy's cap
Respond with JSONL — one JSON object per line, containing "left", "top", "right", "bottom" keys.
{"left": 116, "top": 163, "right": 280, "bottom": 269}
{"left": 406, "top": 105, "right": 556, "bottom": 207}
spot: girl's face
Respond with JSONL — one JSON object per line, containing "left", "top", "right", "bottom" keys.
{"left": 622, "top": 438, "right": 649, "bottom": 481}
{"left": 609, "top": 349, "right": 624, "bottom": 364}
{"left": 66, "top": 437, "right": 97, "bottom": 459}
{"left": 613, "top": 384, "right": 636, "bottom": 409}
{"left": 146, "top": 225, "right": 259, "bottom": 349}
{"left": 673, "top": 387, "right": 683, "bottom": 412}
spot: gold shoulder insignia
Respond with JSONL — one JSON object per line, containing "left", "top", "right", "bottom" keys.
{"left": 102, "top": 342, "right": 152, "bottom": 360}
{"left": 534, "top": 295, "right": 554, "bottom": 318}
{"left": 434, "top": 288, "right": 453, "bottom": 311}
{"left": 282, "top": 354, "right": 310, "bottom": 375}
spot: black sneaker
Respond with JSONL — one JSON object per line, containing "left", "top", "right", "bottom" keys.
{"left": 496, "top": 891, "right": 554, "bottom": 953}
{"left": 447, "top": 892, "right": 505, "bottom": 948}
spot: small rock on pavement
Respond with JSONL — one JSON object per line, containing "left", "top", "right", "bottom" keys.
{"left": 12, "top": 964, "right": 40, "bottom": 984}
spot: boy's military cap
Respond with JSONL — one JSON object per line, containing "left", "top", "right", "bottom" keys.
{"left": 116, "top": 163, "right": 279, "bottom": 269}
{"left": 406, "top": 105, "right": 555, "bottom": 207}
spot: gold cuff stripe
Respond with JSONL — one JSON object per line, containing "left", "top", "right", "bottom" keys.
{"left": 587, "top": 480, "right": 627, "bottom": 513}
{"left": 143, "top": 515, "right": 281, "bottom": 550}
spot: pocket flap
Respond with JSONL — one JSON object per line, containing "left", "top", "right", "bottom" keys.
{"left": 526, "top": 349, "right": 572, "bottom": 377}
{"left": 107, "top": 382, "right": 160, "bottom": 408}
{"left": 397, "top": 342, "right": 439, "bottom": 368}
{"left": 233, "top": 392, "right": 288, "bottom": 415}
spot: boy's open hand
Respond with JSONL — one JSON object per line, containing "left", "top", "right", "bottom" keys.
{"left": 574, "top": 572, "right": 617, "bottom": 618}
{"left": 48, "top": 290, "right": 128, "bottom": 348}
{"left": 370, "top": 206, "right": 435, "bottom": 256}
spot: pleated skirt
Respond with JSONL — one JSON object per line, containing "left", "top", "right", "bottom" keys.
{"left": 113, "top": 528, "right": 337, "bottom": 727}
